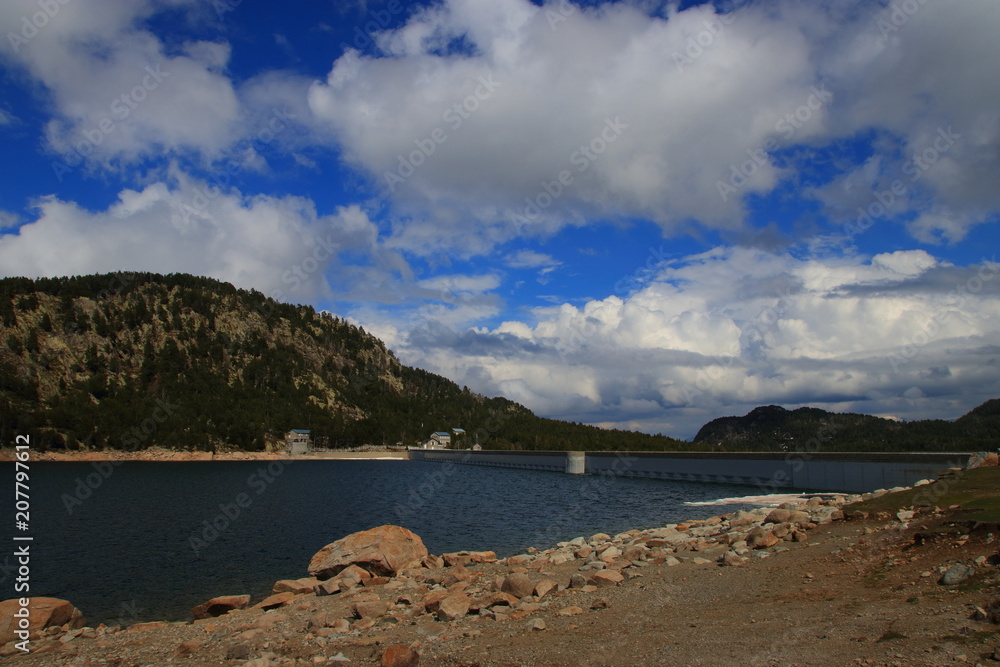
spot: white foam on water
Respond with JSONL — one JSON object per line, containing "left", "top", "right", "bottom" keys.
{"left": 684, "top": 493, "right": 816, "bottom": 507}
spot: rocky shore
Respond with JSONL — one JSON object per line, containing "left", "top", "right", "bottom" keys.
{"left": 2, "top": 467, "right": 999, "bottom": 666}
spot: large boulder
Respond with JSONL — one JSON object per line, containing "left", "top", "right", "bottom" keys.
{"left": 309, "top": 525, "right": 428, "bottom": 579}
{"left": 0, "top": 597, "right": 85, "bottom": 644}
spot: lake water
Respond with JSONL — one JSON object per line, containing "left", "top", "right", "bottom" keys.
{"left": 4, "top": 460, "right": 765, "bottom": 625}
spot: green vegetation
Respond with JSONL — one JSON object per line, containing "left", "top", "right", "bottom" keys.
{"left": 0, "top": 272, "right": 691, "bottom": 453}
{"left": 693, "top": 402, "right": 1000, "bottom": 453}
{"left": 850, "top": 466, "right": 1000, "bottom": 524}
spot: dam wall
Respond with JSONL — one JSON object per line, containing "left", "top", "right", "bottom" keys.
{"left": 407, "top": 449, "right": 969, "bottom": 493}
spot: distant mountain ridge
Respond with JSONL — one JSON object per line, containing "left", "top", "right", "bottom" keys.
{"left": 693, "top": 400, "right": 1000, "bottom": 452}
{"left": 0, "top": 272, "right": 995, "bottom": 453}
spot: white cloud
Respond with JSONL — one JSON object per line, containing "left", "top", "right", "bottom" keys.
{"left": 0, "top": 174, "right": 383, "bottom": 304}
{"left": 0, "top": 0, "right": 316, "bottom": 174}
{"left": 0, "top": 1, "right": 247, "bottom": 168}
{"left": 303, "top": 0, "right": 1000, "bottom": 254}
{"left": 505, "top": 249, "right": 560, "bottom": 272}
{"left": 0, "top": 210, "right": 19, "bottom": 230}
{"left": 307, "top": 0, "right": 824, "bottom": 253}
{"left": 419, "top": 273, "right": 501, "bottom": 294}
{"left": 387, "top": 246, "right": 1000, "bottom": 437}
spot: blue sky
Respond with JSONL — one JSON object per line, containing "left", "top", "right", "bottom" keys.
{"left": 1, "top": 0, "right": 999, "bottom": 438}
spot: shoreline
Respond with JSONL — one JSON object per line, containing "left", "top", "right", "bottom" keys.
{"left": 0, "top": 448, "right": 410, "bottom": 462}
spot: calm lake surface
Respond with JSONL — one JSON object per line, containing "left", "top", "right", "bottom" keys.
{"left": 6, "top": 460, "right": 765, "bottom": 624}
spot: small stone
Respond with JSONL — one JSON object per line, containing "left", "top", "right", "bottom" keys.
{"left": 253, "top": 592, "right": 296, "bottom": 610}
{"left": 529, "top": 619, "right": 546, "bottom": 631}
{"left": 435, "top": 594, "right": 470, "bottom": 622}
{"left": 598, "top": 546, "right": 620, "bottom": 563}
{"left": 272, "top": 577, "right": 321, "bottom": 595}
{"left": 557, "top": 606, "right": 584, "bottom": 616}
{"left": 533, "top": 580, "right": 557, "bottom": 599}
{"left": 590, "top": 598, "right": 610, "bottom": 610}
{"left": 226, "top": 643, "right": 252, "bottom": 660}
{"left": 127, "top": 621, "right": 168, "bottom": 632}
{"left": 664, "top": 557, "right": 681, "bottom": 567}
{"left": 174, "top": 641, "right": 205, "bottom": 658}
{"left": 192, "top": 595, "right": 250, "bottom": 620}
{"left": 501, "top": 573, "right": 535, "bottom": 599}
{"left": 569, "top": 574, "right": 587, "bottom": 589}
{"left": 692, "top": 557, "right": 712, "bottom": 565}
{"left": 939, "top": 565, "right": 975, "bottom": 586}
{"left": 353, "top": 600, "right": 392, "bottom": 619}
{"left": 588, "top": 570, "right": 624, "bottom": 587}
{"left": 721, "top": 551, "right": 747, "bottom": 567}
{"left": 380, "top": 644, "right": 419, "bottom": 667}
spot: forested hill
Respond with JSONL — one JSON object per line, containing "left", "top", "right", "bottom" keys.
{"left": 0, "top": 272, "right": 690, "bottom": 452}
{"left": 692, "top": 400, "right": 1000, "bottom": 453}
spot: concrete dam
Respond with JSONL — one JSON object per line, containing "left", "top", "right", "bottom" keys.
{"left": 407, "top": 449, "right": 970, "bottom": 494}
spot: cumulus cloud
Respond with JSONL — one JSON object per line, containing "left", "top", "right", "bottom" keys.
{"left": 0, "top": 173, "right": 385, "bottom": 304}
{"left": 810, "top": 0, "right": 1000, "bottom": 242}
{"left": 0, "top": 0, "right": 318, "bottom": 176}
{"left": 303, "top": 0, "right": 1000, "bottom": 254}
{"left": 392, "top": 247, "right": 1000, "bottom": 437}
{"left": 0, "top": 0, "right": 248, "bottom": 169}
{"left": 307, "top": 0, "right": 826, "bottom": 252}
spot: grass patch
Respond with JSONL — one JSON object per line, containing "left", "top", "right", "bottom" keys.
{"left": 850, "top": 466, "right": 1000, "bottom": 523}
